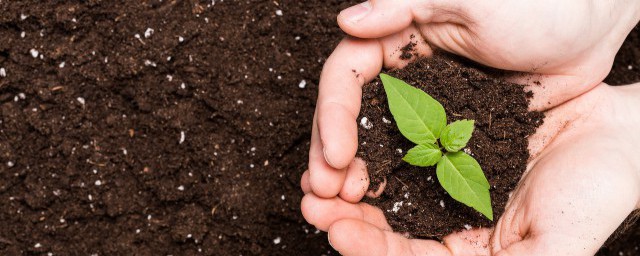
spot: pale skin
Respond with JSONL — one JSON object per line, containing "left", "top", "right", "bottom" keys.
{"left": 302, "top": 0, "right": 640, "bottom": 255}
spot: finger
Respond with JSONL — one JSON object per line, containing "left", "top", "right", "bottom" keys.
{"left": 366, "top": 177, "right": 387, "bottom": 198}
{"left": 442, "top": 228, "right": 493, "bottom": 256}
{"left": 378, "top": 25, "right": 434, "bottom": 69}
{"left": 316, "top": 37, "right": 383, "bottom": 170}
{"left": 328, "top": 219, "right": 453, "bottom": 256}
{"left": 301, "top": 170, "right": 312, "bottom": 194}
{"left": 300, "top": 194, "right": 391, "bottom": 231}
{"left": 339, "top": 158, "right": 370, "bottom": 203}
{"left": 309, "top": 114, "right": 347, "bottom": 198}
{"left": 337, "top": 0, "right": 465, "bottom": 39}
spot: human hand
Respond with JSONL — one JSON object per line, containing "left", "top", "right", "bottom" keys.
{"left": 302, "top": 82, "right": 640, "bottom": 255}
{"left": 307, "top": 0, "right": 640, "bottom": 200}
{"left": 337, "top": 0, "right": 640, "bottom": 109}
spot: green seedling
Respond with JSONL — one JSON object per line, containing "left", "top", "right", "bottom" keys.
{"left": 380, "top": 74, "right": 493, "bottom": 220}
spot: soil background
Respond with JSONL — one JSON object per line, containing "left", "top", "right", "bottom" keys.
{"left": 0, "top": 1, "right": 637, "bottom": 255}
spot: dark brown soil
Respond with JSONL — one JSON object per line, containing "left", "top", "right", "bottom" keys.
{"left": 0, "top": 1, "right": 637, "bottom": 255}
{"left": 359, "top": 54, "right": 544, "bottom": 238}
{"left": 0, "top": 0, "right": 358, "bottom": 255}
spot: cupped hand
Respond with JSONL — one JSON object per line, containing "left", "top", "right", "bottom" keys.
{"left": 302, "top": 81, "right": 640, "bottom": 255}
{"left": 309, "top": 0, "right": 640, "bottom": 200}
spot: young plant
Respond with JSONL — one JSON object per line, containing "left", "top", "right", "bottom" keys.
{"left": 380, "top": 74, "right": 493, "bottom": 220}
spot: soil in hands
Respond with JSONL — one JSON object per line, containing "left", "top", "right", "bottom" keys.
{"left": 358, "top": 53, "right": 544, "bottom": 238}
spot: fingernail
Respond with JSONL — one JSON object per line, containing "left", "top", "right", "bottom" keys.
{"left": 340, "top": 1, "right": 372, "bottom": 23}
{"left": 327, "top": 232, "right": 336, "bottom": 250}
{"left": 323, "top": 147, "right": 334, "bottom": 167}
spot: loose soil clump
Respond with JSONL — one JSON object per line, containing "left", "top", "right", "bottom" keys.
{"left": 359, "top": 53, "right": 543, "bottom": 238}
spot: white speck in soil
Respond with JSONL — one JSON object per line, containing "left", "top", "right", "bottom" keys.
{"left": 94, "top": 180, "right": 102, "bottom": 186}
{"left": 237, "top": 100, "right": 244, "bottom": 104}
{"left": 403, "top": 192, "right": 409, "bottom": 199}
{"left": 147, "top": 215, "right": 152, "bottom": 220}
{"left": 464, "top": 224, "right": 472, "bottom": 230}
{"left": 439, "top": 200, "right": 445, "bottom": 208}
{"left": 6, "top": 161, "right": 14, "bottom": 168}
{"left": 178, "top": 36, "right": 184, "bottom": 42}
{"left": 177, "top": 185, "right": 185, "bottom": 191}
{"left": 251, "top": 147, "right": 256, "bottom": 152}
{"left": 360, "top": 117, "right": 373, "bottom": 129}
{"left": 396, "top": 148, "right": 403, "bottom": 154}
{"left": 628, "top": 65, "right": 633, "bottom": 70}
{"left": 277, "top": 75, "right": 282, "bottom": 80}
{"left": 180, "top": 83, "right": 186, "bottom": 89}
{"left": 179, "top": 131, "right": 186, "bottom": 144}
{"left": 382, "top": 117, "right": 392, "bottom": 124}
{"left": 232, "top": 215, "right": 238, "bottom": 220}
{"left": 76, "top": 97, "right": 85, "bottom": 105}
{"left": 34, "top": 243, "right": 42, "bottom": 248}
{"left": 92, "top": 169, "right": 97, "bottom": 174}
{"left": 390, "top": 201, "right": 403, "bottom": 213}
{"left": 60, "top": 218, "right": 65, "bottom": 223}
{"left": 298, "top": 80, "right": 307, "bottom": 89}
{"left": 59, "top": 62, "right": 65, "bottom": 68}
{"left": 20, "top": 14, "right": 28, "bottom": 20}
{"left": 20, "top": 31, "right": 25, "bottom": 38}
{"left": 273, "top": 237, "right": 282, "bottom": 244}
{"left": 144, "top": 60, "right": 157, "bottom": 67}
{"left": 295, "top": 36, "right": 301, "bottom": 41}
{"left": 281, "top": 195, "right": 285, "bottom": 200}
{"left": 249, "top": 164, "right": 255, "bottom": 168}
{"left": 144, "top": 28, "right": 154, "bottom": 38}
{"left": 427, "top": 176, "right": 432, "bottom": 181}
{"left": 464, "top": 148, "right": 472, "bottom": 154}
{"left": 166, "top": 75, "right": 173, "bottom": 81}
{"left": 0, "top": 68, "right": 6, "bottom": 77}
{"left": 136, "top": 229, "right": 141, "bottom": 234}
{"left": 263, "top": 160, "right": 269, "bottom": 166}
{"left": 275, "top": 10, "right": 283, "bottom": 16}
{"left": 30, "top": 49, "right": 39, "bottom": 58}
{"left": 187, "top": 234, "right": 192, "bottom": 238}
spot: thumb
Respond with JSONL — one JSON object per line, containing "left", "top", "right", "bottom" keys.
{"left": 337, "top": 0, "right": 464, "bottom": 39}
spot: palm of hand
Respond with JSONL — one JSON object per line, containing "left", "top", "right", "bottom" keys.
{"left": 303, "top": 84, "right": 640, "bottom": 255}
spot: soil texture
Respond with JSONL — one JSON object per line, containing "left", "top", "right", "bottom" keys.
{"left": 0, "top": 0, "right": 357, "bottom": 255}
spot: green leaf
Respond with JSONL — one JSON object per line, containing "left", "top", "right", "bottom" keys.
{"left": 441, "top": 120, "right": 475, "bottom": 152}
{"left": 436, "top": 152, "right": 493, "bottom": 220}
{"left": 380, "top": 74, "right": 447, "bottom": 145}
{"left": 403, "top": 143, "right": 442, "bottom": 167}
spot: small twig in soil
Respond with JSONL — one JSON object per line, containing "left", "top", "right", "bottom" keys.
{"left": 0, "top": 237, "right": 13, "bottom": 244}
{"left": 489, "top": 112, "right": 492, "bottom": 129}
{"left": 380, "top": 160, "right": 393, "bottom": 167}
{"left": 394, "top": 176, "right": 409, "bottom": 189}
{"left": 211, "top": 203, "right": 222, "bottom": 216}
